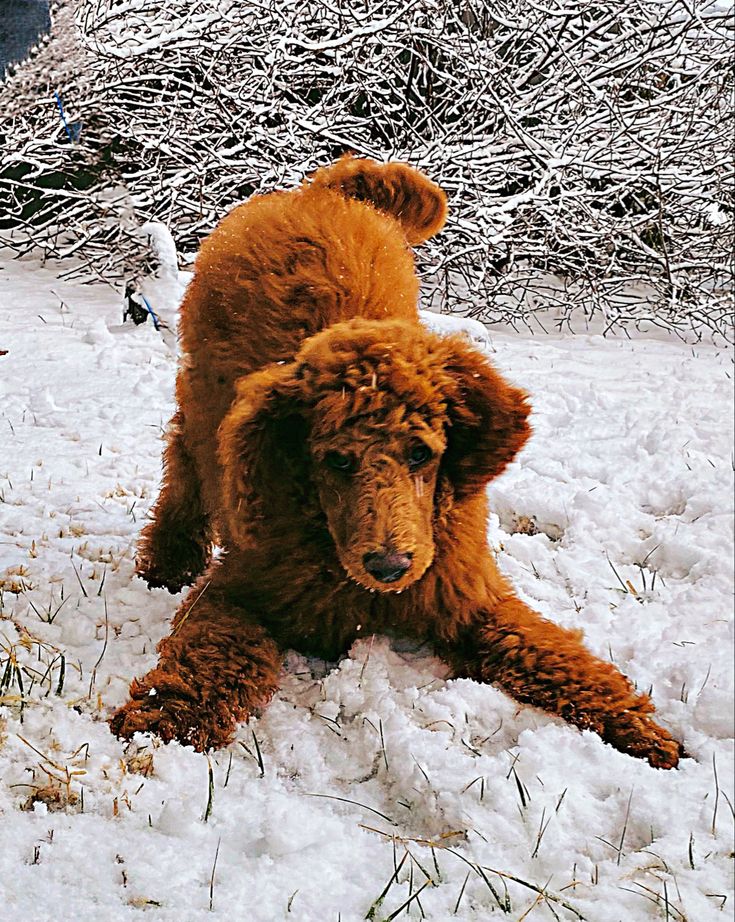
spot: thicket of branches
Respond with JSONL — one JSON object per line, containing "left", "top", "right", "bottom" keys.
{"left": 0, "top": 0, "right": 732, "bottom": 338}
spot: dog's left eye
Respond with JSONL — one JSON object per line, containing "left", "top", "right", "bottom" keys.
{"left": 325, "top": 451, "right": 356, "bottom": 473}
{"left": 408, "top": 444, "right": 433, "bottom": 469}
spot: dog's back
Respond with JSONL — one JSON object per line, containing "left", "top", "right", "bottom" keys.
{"left": 179, "top": 188, "right": 414, "bottom": 380}
{"left": 178, "top": 157, "right": 446, "bottom": 379}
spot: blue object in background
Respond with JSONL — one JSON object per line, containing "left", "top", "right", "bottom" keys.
{"left": 54, "top": 90, "right": 83, "bottom": 141}
{"left": 0, "top": 0, "right": 51, "bottom": 78}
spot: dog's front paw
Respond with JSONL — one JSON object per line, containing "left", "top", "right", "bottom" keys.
{"left": 110, "top": 693, "right": 212, "bottom": 751}
{"left": 135, "top": 521, "right": 210, "bottom": 594}
{"left": 135, "top": 546, "right": 204, "bottom": 594}
{"left": 605, "top": 708, "right": 683, "bottom": 769}
{"left": 109, "top": 668, "right": 229, "bottom": 751}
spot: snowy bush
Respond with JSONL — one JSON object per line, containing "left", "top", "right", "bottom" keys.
{"left": 0, "top": 0, "right": 732, "bottom": 338}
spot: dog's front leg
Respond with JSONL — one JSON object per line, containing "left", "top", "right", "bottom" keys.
{"left": 110, "top": 578, "right": 281, "bottom": 751}
{"left": 444, "top": 595, "right": 682, "bottom": 769}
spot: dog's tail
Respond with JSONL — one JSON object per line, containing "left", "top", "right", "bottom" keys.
{"left": 308, "top": 155, "right": 447, "bottom": 245}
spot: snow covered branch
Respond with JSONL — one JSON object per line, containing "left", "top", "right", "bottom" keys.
{"left": 0, "top": 0, "right": 732, "bottom": 338}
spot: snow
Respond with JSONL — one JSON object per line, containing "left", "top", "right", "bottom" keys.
{"left": 0, "top": 253, "right": 732, "bottom": 921}
{"left": 136, "top": 221, "right": 188, "bottom": 353}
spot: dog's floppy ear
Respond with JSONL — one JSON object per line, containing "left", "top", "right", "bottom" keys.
{"left": 218, "top": 363, "right": 309, "bottom": 547}
{"left": 309, "top": 155, "right": 447, "bottom": 245}
{"left": 440, "top": 336, "right": 531, "bottom": 500}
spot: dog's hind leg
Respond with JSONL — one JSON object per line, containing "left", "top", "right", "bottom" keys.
{"left": 136, "top": 411, "right": 212, "bottom": 593}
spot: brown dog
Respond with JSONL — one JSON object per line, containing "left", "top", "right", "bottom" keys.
{"left": 110, "top": 157, "right": 681, "bottom": 769}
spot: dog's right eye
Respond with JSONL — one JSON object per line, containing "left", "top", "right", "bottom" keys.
{"left": 325, "top": 451, "right": 356, "bottom": 473}
{"left": 407, "top": 443, "right": 433, "bottom": 469}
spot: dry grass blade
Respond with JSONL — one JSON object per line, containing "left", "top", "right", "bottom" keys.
{"left": 93, "top": 593, "right": 110, "bottom": 671}
{"left": 453, "top": 870, "right": 471, "bottom": 915}
{"left": 481, "top": 865, "right": 586, "bottom": 920}
{"left": 383, "top": 879, "right": 432, "bottom": 921}
{"left": 54, "top": 654, "right": 65, "bottom": 696}
{"left": 223, "top": 751, "right": 233, "bottom": 788}
{"left": 531, "top": 807, "right": 553, "bottom": 859}
{"left": 203, "top": 756, "right": 214, "bottom": 823}
{"left": 378, "top": 719, "right": 389, "bottom": 771}
{"left": 512, "top": 766, "right": 530, "bottom": 810}
{"left": 208, "top": 836, "right": 221, "bottom": 911}
{"left": 251, "top": 729, "right": 265, "bottom": 778}
{"left": 171, "top": 580, "right": 210, "bottom": 636}
{"left": 70, "top": 560, "right": 88, "bottom": 598}
{"left": 365, "top": 849, "right": 408, "bottom": 919}
{"left": 307, "top": 793, "right": 397, "bottom": 826}
{"left": 619, "top": 882, "right": 687, "bottom": 922}
{"left": 617, "top": 788, "right": 634, "bottom": 866}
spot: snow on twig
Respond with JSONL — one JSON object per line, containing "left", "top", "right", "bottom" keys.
{"left": 0, "top": 0, "right": 731, "bottom": 338}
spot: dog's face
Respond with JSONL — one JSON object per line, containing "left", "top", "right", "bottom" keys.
{"left": 308, "top": 400, "right": 447, "bottom": 592}
{"left": 219, "top": 320, "right": 531, "bottom": 593}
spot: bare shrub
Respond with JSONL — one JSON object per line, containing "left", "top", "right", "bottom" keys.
{"left": 0, "top": 0, "right": 732, "bottom": 339}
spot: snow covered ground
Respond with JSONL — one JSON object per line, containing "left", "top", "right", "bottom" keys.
{"left": 0, "top": 253, "right": 732, "bottom": 921}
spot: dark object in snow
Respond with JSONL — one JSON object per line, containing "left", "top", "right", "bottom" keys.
{"left": 110, "top": 157, "right": 683, "bottom": 771}
{"left": 123, "top": 282, "right": 149, "bottom": 325}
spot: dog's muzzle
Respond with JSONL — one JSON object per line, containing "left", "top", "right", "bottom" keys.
{"left": 362, "top": 550, "right": 413, "bottom": 583}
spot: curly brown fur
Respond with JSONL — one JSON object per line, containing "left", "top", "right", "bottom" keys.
{"left": 135, "top": 411, "right": 212, "bottom": 592}
{"left": 110, "top": 157, "right": 681, "bottom": 769}
{"left": 307, "top": 154, "right": 447, "bottom": 244}
{"left": 109, "top": 580, "right": 281, "bottom": 750}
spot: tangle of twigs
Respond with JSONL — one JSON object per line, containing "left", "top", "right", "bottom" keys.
{"left": 0, "top": 0, "right": 732, "bottom": 339}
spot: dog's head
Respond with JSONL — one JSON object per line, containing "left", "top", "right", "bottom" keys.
{"left": 218, "top": 320, "right": 530, "bottom": 592}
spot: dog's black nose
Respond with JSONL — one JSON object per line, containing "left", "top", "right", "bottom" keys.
{"left": 363, "top": 551, "right": 413, "bottom": 583}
